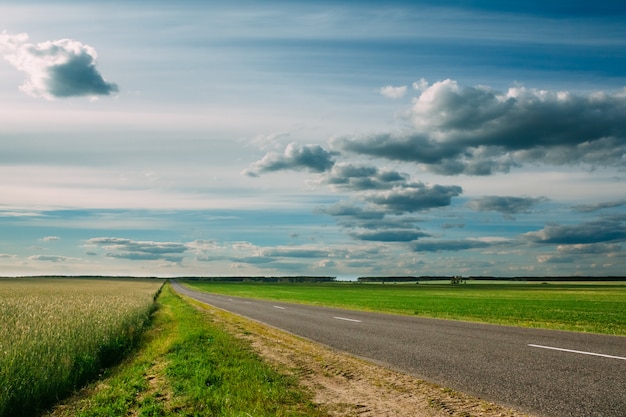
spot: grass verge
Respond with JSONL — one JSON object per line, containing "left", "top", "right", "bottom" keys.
{"left": 46, "top": 283, "right": 325, "bottom": 417}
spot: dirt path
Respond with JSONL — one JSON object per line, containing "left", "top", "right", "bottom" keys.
{"left": 194, "top": 299, "right": 533, "bottom": 417}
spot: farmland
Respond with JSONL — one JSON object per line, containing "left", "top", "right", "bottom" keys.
{"left": 0, "top": 277, "right": 163, "bottom": 416}
{"left": 183, "top": 280, "right": 626, "bottom": 335}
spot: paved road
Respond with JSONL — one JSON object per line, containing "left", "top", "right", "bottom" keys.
{"left": 171, "top": 282, "right": 626, "bottom": 417}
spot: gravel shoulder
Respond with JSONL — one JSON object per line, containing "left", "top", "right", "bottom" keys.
{"left": 191, "top": 298, "right": 533, "bottom": 417}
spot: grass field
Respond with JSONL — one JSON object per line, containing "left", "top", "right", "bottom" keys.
{"left": 183, "top": 280, "right": 626, "bottom": 336}
{"left": 46, "top": 283, "right": 324, "bottom": 417}
{"left": 0, "top": 277, "right": 163, "bottom": 417}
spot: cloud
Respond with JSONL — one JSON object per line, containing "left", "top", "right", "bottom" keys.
{"left": 573, "top": 200, "right": 626, "bottom": 213}
{"left": 524, "top": 219, "right": 626, "bottom": 244}
{"left": 380, "top": 85, "right": 407, "bottom": 99}
{"left": 323, "top": 163, "right": 408, "bottom": 191}
{"left": 261, "top": 247, "right": 332, "bottom": 258}
{"left": 468, "top": 196, "right": 548, "bottom": 217}
{"left": 0, "top": 31, "right": 118, "bottom": 100}
{"left": 243, "top": 142, "right": 336, "bottom": 176}
{"left": 41, "top": 236, "right": 61, "bottom": 242}
{"left": 28, "top": 255, "right": 75, "bottom": 262}
{"left": 350, "top": 229, "right": 428, "bottom": 242}
{"left": 333, "top": 79, "right": 626, "bottom": 175}
{"left": 86, "top": 237, "right": 187, "bottom": 262}
{"left": 365, "top": 182, "right": 462, "bottom": 213}
{"left": 412, "top": 239, "right": 491, "bottom": 252}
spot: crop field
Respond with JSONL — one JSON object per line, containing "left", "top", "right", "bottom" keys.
{"left": 184, "top": 280, "right": 626, "bottom": 336}
{"left": 0, "top": 277, "right": 163, "bottom": 417}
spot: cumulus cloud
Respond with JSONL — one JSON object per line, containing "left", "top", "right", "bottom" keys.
{"left": 365, "top": 182, "right": 462, "bottom": 213}
{"left": 0, "top": 31, "right": 118, "bottom": 100}
{"left": 243, "top": 142, "right": 336, "bottom": 176}
{"left": 468, "top": 196, "right": 548, "bottom": 217}
{"left": 524, "top": 219, "right": 626, "bottom": 244}
{"left": 86, "top": 237, "right": 187, "bottom": 262}
{"left": 323, "top": 163, "right": 408, "bottom": 190}
{"left": 41, "top": 236, "right": 61, "bottom": 242}
{"left": 380, "top": 85, "right": 407, "bottom": 99}
{"left": 334, "top": 79, "right": 626, "bottom": 174}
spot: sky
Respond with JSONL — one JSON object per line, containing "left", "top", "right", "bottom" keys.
{"left": 1, "top": 0, "right": 626, "bottom": 278}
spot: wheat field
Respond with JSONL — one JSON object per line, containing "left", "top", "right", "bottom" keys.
{"left": 0, "top": 277, "right": 163, "bottom": 416}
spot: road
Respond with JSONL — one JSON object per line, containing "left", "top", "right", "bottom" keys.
{"left": 171, "top": 281, "right": 626, "bottom": 417}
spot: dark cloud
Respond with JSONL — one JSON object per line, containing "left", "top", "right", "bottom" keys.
{"left": 323, "top": 163, "right": 408, "bottom": 190}
{"left": 350, "top": 229, "right": 429, "bottom": 242}
{"left": 318, "top": 202, "right": 385, "bottom": 221}
{"left": 573, "top": 200, "right": 626, "bottom": 213}
{"left": 468, "top": 196, "right": 548, "bottom": 217}
{"left": 86, "top": 237, "right": 187, "bottom": 262}
{"left": 524, "top": 219, "right": 626, "bottom": 244}
{"left": 333, "top": 79, "right": 626, "bottom": 174}
{"left": 244, "top": 142, "right": 336, "bottom": 176}
{"left": 365, "top": 183, "right": 462, "bottom": 213}
{"left": 1, "top": 33, "right": 118, "bottom": 99}
{"left": 411, "top": 239, "right": 491, "bottom": 252}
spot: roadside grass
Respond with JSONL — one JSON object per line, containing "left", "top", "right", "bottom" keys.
{"left": 47, "top": 283, "right": 325, "bottom": 417}
{"left": 183, "top": 281, "right": 626, "bottom": 336}
{"left": 0, "top": 278, "right": 162, "bottom": 417}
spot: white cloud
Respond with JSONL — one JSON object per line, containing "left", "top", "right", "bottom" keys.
{"left": 379, "top": 85, "right": 407, "bottom": 99}
{"left": 0, "top": 31, "right": 118, "bottom": 100}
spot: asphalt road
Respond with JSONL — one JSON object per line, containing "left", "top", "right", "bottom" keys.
{"left": 171, "top": 281, "right": 626, "bottom": 417}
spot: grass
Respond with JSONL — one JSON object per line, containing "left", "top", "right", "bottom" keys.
{"left": 183, "top": 280, "right": 626, "bottom": 336}
{"left": 0, "top": 277, "right": 163, "bottom": 417}
{"left": 46, "top": 283, "right": 325, "bottom": 417}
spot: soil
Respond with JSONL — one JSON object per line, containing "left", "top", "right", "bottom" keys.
{"left": 201, "top": 302, "right": 534, "bottom": 417}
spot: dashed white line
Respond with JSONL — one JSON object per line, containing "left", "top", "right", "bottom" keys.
{"left": 528, "top": 344, "right": 626, "bottom": 360}
{"left": 333, "top": 316, "right": 362, "bottom": 323}
{"left": 273, "top": 305, "right": 286, "bottom": 310}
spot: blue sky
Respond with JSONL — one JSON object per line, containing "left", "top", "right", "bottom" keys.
{"left": 1, "top": 0, "right": 626, "bottom": 278}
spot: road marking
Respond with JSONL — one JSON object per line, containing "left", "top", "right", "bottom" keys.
{"left": 528, "top": 344, "right": 626, "bottom": 361}
{"left": 333, "top": 316, "right": 362, "bottom": 323}
{"left": 273, "top": 306, "right": 286, "bottom": 310}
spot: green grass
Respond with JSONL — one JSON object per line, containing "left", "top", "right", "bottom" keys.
{"left": 183, "top": 281, "right": 626, "bottom": 336}
{"left": 48, "top": 283, "right": 324, "bottom": 417}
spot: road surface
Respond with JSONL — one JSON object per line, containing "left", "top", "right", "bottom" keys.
{"left": 171, "top": 281, "right": 626, "bottom": 417}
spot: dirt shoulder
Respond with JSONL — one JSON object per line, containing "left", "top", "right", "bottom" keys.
{"left": 193, "top": 299, "right": 533, "bottom": 417}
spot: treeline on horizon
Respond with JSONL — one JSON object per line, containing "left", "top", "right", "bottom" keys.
{"left": 4, "top": 275, "right": 626, "bottom": 282}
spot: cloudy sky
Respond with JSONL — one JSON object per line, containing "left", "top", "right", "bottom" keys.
{"left": 1, "top": 0, "right": 626, "bottom": 278}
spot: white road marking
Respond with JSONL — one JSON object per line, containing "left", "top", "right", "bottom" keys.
{"left": 528, "top": 344, "right": 626, "bottom": 361}
{"left": 333, "top": 316, "right": 362, "bottom": 323}
{"left": 273, "top": 305, "right": 286, "bottom": 310}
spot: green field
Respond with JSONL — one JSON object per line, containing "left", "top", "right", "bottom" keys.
{"left": 183, "top": 280, "right": 626, "bottom": 336}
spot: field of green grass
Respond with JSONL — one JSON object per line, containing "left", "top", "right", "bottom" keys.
{"left": 0, "top": 277, "right": 163, "bottom": 417}
{"left": 184, "top": 280, "right": 626, "bottom": 336}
